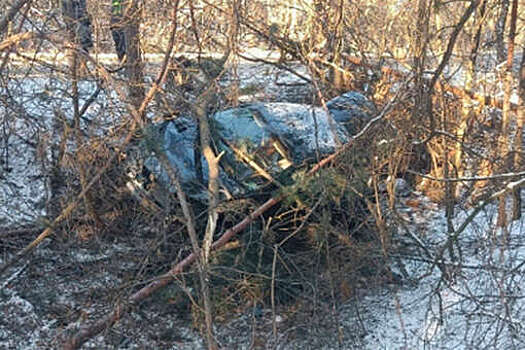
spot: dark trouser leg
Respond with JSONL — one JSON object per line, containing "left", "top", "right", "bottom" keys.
{"left": 111, "top": 29, "right": 126, "bottom": 61}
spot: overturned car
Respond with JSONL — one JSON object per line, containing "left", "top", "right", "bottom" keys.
{"left": 132, "top": 92, "right": 376, "bottom": 200}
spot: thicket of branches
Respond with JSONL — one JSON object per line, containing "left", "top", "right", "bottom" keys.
{"left": 0, "top": 0, "right": 524, "bottom": 349}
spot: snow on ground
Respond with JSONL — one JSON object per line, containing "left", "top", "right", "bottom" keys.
{"left": 0, "top": 73, "right": 118, "bottom": 227}
{"left": 341, "top": 196, "right": 525, "bottom": 350}
{"left": 0, "top": 238, "right": 207, "bottom": 349}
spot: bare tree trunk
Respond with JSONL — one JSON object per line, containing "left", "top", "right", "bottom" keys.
{"left": 412, "top": 0, "right": 431, "bottom": 125}
{"left": 412, "top": 0, "right": 435, "bottom": 200}
{"left": 497, "top": 0, "right": 517, "bottom": 228}
{"left": 226, "top": 0, "right": 240, "bottom": 106}
{"left": 455, "top": 0, "right": 487, "bottom": 198}
{"left": 495, "top": 0, "right": 510, "bottom": 62}
{"left": 512, "top": 38, "right": 524, "bottom": 219}
{"left": 196, "top": 91, "right": 220, "bottom": 350}
{"left": 331, "top": 0, "right": 345, "bottom": 91}
{"left": 124, "top": 0, "right": 145, "bottom": 121}
{"left": 442, "top": 105, "right": 456, "bottom": 260}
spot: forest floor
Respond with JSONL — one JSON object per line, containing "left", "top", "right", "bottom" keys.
{"left": 2, "top": 185, "right": 524, "bottom": 349}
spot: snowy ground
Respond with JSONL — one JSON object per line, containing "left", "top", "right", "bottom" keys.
{"left": 347, "top": 197, "right": 525, "bottom": 350}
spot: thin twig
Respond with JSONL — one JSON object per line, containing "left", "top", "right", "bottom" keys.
{"left": 407, "top": 170, "right": 525, "bottom": 182}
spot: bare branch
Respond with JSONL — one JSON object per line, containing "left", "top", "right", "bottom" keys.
{"left": 407, "top": 170, "right": 525, "bottom": 182}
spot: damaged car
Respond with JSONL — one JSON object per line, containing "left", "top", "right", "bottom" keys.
{"left": 129, "top": 91, "right": 376, "bottom": 202}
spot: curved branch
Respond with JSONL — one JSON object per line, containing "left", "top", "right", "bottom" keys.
{"left": 428, "top": 0, "right": 480, "bottom": 91}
